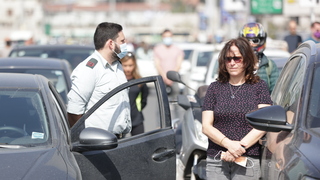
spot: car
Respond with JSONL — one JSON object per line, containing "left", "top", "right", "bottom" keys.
{"left": 0, "top": 57, "right": 72, "bottom": 104}
{"left": 176, "top": 42, "right": 208, "bottom": 93}
{"left": 8, "top": 44, "right": 95, "bottom": 70}
{"left": 187, "top": 44, "right": 216, "bottom": 93}
{"left": 0, "top": 73, "right": 176, "bottom": 180}
{"left": 245, "top": 40, "right": 320, "bottom": 180}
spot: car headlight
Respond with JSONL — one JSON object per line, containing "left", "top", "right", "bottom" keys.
{"left": 194, "top": 120, "right": 208, "bottom": 144}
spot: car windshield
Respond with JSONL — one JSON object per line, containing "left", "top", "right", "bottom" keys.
{"left": 0, "top": 89, "right": 50, "bottom": 147}
{"left": 183, "top": 49, "right": 192, "bottom": 60}
{"left": 10, "top": 48, "right": 94, "bottom": 69}
{"left": 197, "top": 51, "right": 213, "bottom": 66}
{"left": 0, "top": 69, "right": 68, "bottom": 104}
{"left": 307, "top": 63, "right": 320, "bottom": 130}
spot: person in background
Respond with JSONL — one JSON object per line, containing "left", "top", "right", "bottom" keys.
{"left": 153, "top": 29, "right": 184, "bottom": 89}
{"left": 202, "top": 37, "right": 272, "bottom": 180}
{"left": 304, "top": 21, "right": 320, "bottom": 43}
{"left": 120, "top": 52, "right": 149, "bottom": 136}
{"left": 0, "top": 37, "right": 12, "bottom": 57}
{"left": 239, "top": 22, "right": 279, "bottom": 94}
{"left": 67, "top": 22, "right": 131, "bottom": 139}
{"left": 153, "top": 29, "right": 184, "bottom": 119}
{"left": 284, "top": 20, "right": 302, "bottom": 53}
{"left": 136, "top": 41, "right": 153, "bottom": 60}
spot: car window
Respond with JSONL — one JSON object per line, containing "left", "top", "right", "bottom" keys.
{"left": 211, "top": 60, "right": 219, "bottom": 79}
{"left": 108, "top": 81, "right": 162, "bottom": 138}
{"left": 183, "top": 49, "right": 192, "bottom": 60}
{"left": 0, "top": 89, "right": 50, "bottom": 146}
{"left": 307, "top": 63, "right": 320, "bottom": 130}
{"left": 59, "top": 49, "right": 94, "bottom": 69}
{"left": 197, "top": 51, "right": 213, "bottom": 66}
{"left": 0, "top": 69, "right": 69, "bottom": 104}
{"left": 272, "top": 55, "right": 306, "bottom": 124}
{"left": 9, "top": 48, "right": 94, "bottom": 70}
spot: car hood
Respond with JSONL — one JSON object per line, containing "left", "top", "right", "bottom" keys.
{"left": 0, "top": 147, "right": 68, "bottom": 179}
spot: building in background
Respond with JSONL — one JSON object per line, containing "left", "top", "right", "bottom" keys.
{"left": 0, "top": 0, "right": 319, "bottom": 48}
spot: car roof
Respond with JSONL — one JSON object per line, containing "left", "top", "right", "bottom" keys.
{"left": 0, "top": 72, "right": 47, "bottom": 89}
{"left": 0, "top": 57, "right": 70, "bottom": 70}
{"left": 175, "top": 42, "right": 205, "bottom": 50}
{"left": 264, "top": 48, "right": 291, "bottom": 59}
{"left": 10, "top": 44, "right": 94, "bottom": 50}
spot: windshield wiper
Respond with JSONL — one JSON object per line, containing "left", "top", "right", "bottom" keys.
{"left": 0, "top": 144, "right": 26, "bottom": 149}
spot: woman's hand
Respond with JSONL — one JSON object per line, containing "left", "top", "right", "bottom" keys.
{"left": 221, "top": 151, "right": 236, "bottom": 162}
{"left": 222, "top": 138, "right": 246, "bottom": 158}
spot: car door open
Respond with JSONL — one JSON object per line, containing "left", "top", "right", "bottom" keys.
{"left": 71, "top": 75, "right": 176, "bottom": 180}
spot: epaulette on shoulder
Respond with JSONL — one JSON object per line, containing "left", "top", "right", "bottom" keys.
{"left": 86, "top": 58, "right": 98, "bottom": 69}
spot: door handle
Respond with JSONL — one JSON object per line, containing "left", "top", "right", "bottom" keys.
{"left": 152, "top": 148, "right": 176, "bottom": 162}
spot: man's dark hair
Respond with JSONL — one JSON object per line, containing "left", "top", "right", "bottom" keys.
{"left": 93, "top": 22, "right": 123, "bottom": 50}
{"left": 161, "top": 29, "right": 171, "bottom": 36}
{"left": 311, "top": 21, "right": 320, "bottom": 28}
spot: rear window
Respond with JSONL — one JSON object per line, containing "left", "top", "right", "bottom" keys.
{"left": 9, "top": 47, "right": 94, "bottom": 69}
{"left": 183, "top": 49, "right": 192, "bottom": 60}
{"left": 0, "top": 69, "right": 69, "bottom": 104}
{"left": 197, "top": 51, "right": 213, "bottom": 66}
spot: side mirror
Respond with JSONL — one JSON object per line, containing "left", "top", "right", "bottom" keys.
{"left": 167, "top": 70, "right": 196, "bottom": 92}
{"left": 246, "top": 105, "right": 294, "bottom": 132}
{"left": 72, "top": 127, "right": 118, "bottom": 152}
{"left": 167, "top": 71, "right": 182, "bottom": 83}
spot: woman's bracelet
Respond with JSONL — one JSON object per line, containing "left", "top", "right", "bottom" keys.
{"left": 220, "top": 136, "right": 227, "bottom": 146}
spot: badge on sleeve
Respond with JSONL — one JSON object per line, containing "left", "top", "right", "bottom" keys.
{"left": 86, "top": 58, "right": 98, "bottom": 69}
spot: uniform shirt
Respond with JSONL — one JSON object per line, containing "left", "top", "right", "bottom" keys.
{"left": 202, "top": 80, "right": 272, "bottom": 158}
{"left": 67, "top": 50, "right": 131, "bottom": 134}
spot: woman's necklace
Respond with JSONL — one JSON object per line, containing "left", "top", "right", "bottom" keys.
{"left": 229, "top": 82, "right": 244, "bottom": 99}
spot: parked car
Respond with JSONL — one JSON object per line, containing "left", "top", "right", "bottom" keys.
{"left": 0, "top": 73, "right": 176, "bottom": 180}
{"left": 176, "top": 42, "right": 205, "bottom": 77}
{"left": 246, "top": 40, "right": 320, "bottom": 180}
{"left": 8, "top": 44, "right": 94, "bottom": 70}
{"left": 187, "top": 44, "right": 216, "bottom": 93}
{"left": 0, "top": 57, "right": 72, "bottom": 104}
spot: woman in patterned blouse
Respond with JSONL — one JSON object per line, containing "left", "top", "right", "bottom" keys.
{"left": 202, "top": 37, "right": 272, "bottom": 180}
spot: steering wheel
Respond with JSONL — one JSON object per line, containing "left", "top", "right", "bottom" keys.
{"left": 0, "top": 126, "right": 26, "bottom": 138}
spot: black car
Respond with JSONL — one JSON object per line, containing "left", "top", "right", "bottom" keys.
{"left": 246, "top": 40, "right": 320, "bottom": 180}
{"left": 0, "top": 57, "right": 72, "bottom": 104}
{"left": 0, "top": 73, "right": 176, "bottom": 180}
{"left": 8, "top": 44, "right": 94, "bottom": 69}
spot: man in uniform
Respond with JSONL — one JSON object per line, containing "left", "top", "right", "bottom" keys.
{"left": 67, "top": 22, "right": 131, "bottom": 138}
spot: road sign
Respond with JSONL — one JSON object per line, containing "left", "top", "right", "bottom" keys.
{"left": 250, "top": 0, "right": 283, "bottom": 15}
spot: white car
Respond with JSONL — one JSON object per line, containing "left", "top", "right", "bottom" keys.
{"left": 188, "top": 44, "right": 216, "bottom": 93}
{"left": 176, "top": 42, "right": 205, "bottom": 93}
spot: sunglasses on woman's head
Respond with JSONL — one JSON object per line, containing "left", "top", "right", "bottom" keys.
{"left": 225, "top": 56, "right": 242, "bottom": 63}
{"left": 126, "top": 52, "right": 135, "bottom": 57}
